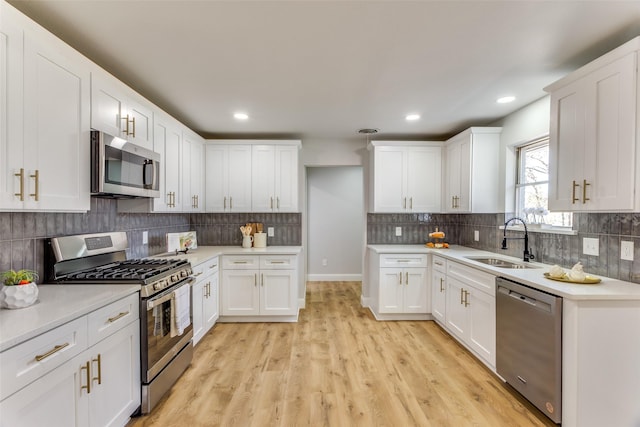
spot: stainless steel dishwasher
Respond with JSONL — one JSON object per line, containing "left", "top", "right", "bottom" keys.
{"left": 496, "top": 277, "right": 562, "bottom": 424}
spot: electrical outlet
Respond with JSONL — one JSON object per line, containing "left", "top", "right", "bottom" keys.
{"left": 322, "top": 258, "right": 328, "bottom": 266}
{"left": 267, "top": 227, "right": 275, "bottom": 237}
{"left": 395, "top": 227, "right": 402, "bottom": 236}
{"left": 474, "top": 230, "right": 479, "bottom": 242}
{"left": 583, "top": 237, "right": 599, "bottom": 256}
{"left": 621, "top": 241, "right": 634, "bottom": 261}
{"left": 142, "top": 231, "right": 148, "bottom": 245}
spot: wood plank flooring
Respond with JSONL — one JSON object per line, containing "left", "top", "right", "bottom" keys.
{"left": 127, "top": 282, "right": 556, "bottom": 427}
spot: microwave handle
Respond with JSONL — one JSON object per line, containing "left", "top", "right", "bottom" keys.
{"left": 143, "top": 160, "right": 157, "bottom": 188}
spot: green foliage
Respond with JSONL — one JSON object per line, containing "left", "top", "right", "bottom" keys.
{"left": 1, "top": 269, "right": 39, "bottom": 286}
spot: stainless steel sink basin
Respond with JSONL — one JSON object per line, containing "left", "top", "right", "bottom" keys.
{"left": 465, "top": 257, "right": 540, "bottom": 269}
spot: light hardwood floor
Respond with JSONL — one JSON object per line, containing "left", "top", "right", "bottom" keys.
{"left": 128, "top": 281, "right": 556, "bottom": 427}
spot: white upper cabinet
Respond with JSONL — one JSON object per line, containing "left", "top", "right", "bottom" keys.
{"left": 205, "top": 143, "right": 252, "bottom": 212}
{"left": 0, "top": 2, "right": 90, "bottom": 212}
{"left": 205, "top": 140, "right": 300, "bottom": 213}
{"left": 444, "top": 127, "right": 502, "bottom": 213}
{"left": 251, "top": 143, "right": 300, "bottom": 212}
{"left": 182, "top": 129, "right": 204, "bottom": 212}
{"left": 546, "top": 37, "right": 639, "bottom": 211}
{"left": 152, "top": 112, "right": 182, "bottom": 212}
{"left": 369, "top": 142, "right": 442, "bottom": 213}
{"left": 91, "top": 70, "right": 153, "bottom": 151}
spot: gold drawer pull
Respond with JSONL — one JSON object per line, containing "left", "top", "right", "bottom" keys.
{"left": 35, "top": 342, "right": 69, "bottom": 361}
{"left": 107, "top": 311, "right": 129, "bottom": 323}
{"left": 14, "top": 168, "right": 24, "bottom": 201}
{"left": 81, "top": 361, "right": 91, "bottom": 394}
{"left": 234, "top": 261, "right": 248, "bottom": 264}
{"left": 582, "top": 179, "right": 590, "bottom": 203}
{"left": 209, "top": 264, "right": 217, "bottom": 269}
{"left": 269, "top": 261, "right": 286, "bottom": 264}
{"left": 193, "top": 272, "right": 203, "bottom": 277}
{"left": 92, "top": 354, "right": 102, "bottom": 385}
{"left": 29, "top": 170, "right": 39, "bottom": 201}
{"left": 572, "top": 180, "right": 580, "bottom": 204}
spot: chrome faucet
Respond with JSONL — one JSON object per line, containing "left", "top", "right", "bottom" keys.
{"left": 501, "top": 217, "right": 534, "bottom": 262}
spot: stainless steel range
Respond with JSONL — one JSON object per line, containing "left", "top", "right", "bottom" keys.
{"left": 48, "top": 232, "right": 194, "bottom": 414}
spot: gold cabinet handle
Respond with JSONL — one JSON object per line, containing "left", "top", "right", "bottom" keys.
{"left": 460, "top": 288, "right": 464, "bottom": 305}
{"left": 434, "top": 261, "right": 443, "bottom": 266}
{"left": 440, "top": 277, "right": 445, "bottom": 292}
{"left": 464, "top": 290, "right": 470, "bottom": 307}
{"left": 403, "top": 197, "right": 407, "bottom": 209}
{"left": 409, "top": 197, "right": 413, "bottom": 210}
{"left": 131, "top": 116, "right": 136, "bottom": 138}
{"left": 81, "top": 361, "right": 91, "bottom": 394}
{"left": 405, "top": 272, "right": 409, "bottom": 284}
{"left": 277, "top": 197, "right": 280, "bottom": 209}
{"left": 271, "top": 197, "right": 274, "bottom": 209}
{"left": 582, "top": 179, "right": 590, "bottom": 203}
{"left": 35, "top": 342, "right": 69, "bottom": 361}
{"left": 195, "top": 194, "right": 199, "bottom": 208}
{"left": 224, "top": 196, "right": 227, "bottom": 210}
{"left": 261, "top": 273, "right": 264, "bottom": 287}
{"left": 122, "top": 114, "right": 130, "bottom": 136}
{"left": 209, "top": 264, "right": 217, "bottom": 269}
{"left": 107, "top": 311, "right": 129, "bottom": 323}
{"left": 92, "top": 354, "right": 102, "bottom": 385}
{"left": 230, "top": 196, "right": 233, "bottom": 210}
{"left": 254, "top": 273, "right": 257, "bottom": 287}
{"left": 269, "top": 261, "right": 286, "bottom": 264}
{"left": 167, "top": 192, "right": 173, "bottom": 207}
{"left": 234, "top": 260, "right": 248, "bottom": 264}
{"left": 572, "top": 180, "right": 580, "bottom": 204}
{"left": 451, "top": 196, "right": 455, "bottom": 209}
{"left": 14, "top": 168, "right": 24, "bottom": 201}
{"left": 29, "top": 170, "right": 39, "bottom": 201}
{"left": 193, "top": 272, "right": 203, "bottom": 277}
{"left": 399, "top": 272, "right": 402, "bottom": 285}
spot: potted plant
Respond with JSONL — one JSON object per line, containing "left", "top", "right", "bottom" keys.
{"left": 0, "top": 269, "right": 39, "bottom": 309}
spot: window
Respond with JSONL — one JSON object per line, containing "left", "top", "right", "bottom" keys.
{"left": 516, "top": 138, "right": 572, "bottom": 227}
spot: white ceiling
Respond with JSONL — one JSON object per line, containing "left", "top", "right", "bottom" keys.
{"left": 7, "top": 0, "right": 640, "bottom": 142}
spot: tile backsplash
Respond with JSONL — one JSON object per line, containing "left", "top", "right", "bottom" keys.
{"left": 368, "top": 212, "right": 640, "bottom": 284}
{"left": 0, "top": 198, "right": 301, "bottom": 281}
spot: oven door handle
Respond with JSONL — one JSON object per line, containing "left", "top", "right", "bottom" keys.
{"left": 146, "top": 277, "right": 195, "bottom": 311}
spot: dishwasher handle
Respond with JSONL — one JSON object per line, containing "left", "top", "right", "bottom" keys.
{"left": 498, "top": 284, "right": 553, "bottom": 313}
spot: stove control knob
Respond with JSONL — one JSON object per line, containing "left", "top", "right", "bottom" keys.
{"left": 180, "top": 270, "right": 187, "bottom": 278}
{"left": 154, "top": 282, "right": 162, "bottom": 291}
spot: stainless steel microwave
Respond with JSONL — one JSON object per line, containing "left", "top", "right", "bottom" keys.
{"left": 91, "top": 130, "right": 160, "bottom": 198}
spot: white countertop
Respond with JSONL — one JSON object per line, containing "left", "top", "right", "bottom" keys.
{"left": 368, "top": 244, "right": 640, "bottom": 301}
{"left": 151, "top": 245, "right": 303, "bottom": 267}
{"left": 0, "top": 284, "right": 140, "bottom": 352}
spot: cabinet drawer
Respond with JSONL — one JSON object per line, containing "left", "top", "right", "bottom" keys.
{"left": 192, "top": 256, "right": 219, "bottom": 279}
{"left": 87, "top": 292, "right": 139, "bottom": 347}
{"left": 380, "top": 254, "right": 427, "bottom": 268}
{"left": 223, "top": 255, "right": 260, "bottom": 270}
{"left": 432, "top": 255, "right": 447, "bottom": 273}
{"left": 447, "top": 261, "right": 496, "bottom": 296}
{"left": 0, "top": 316, "right": 88, "bottom": 400}
{"left": 260, "top": 255, "right": 296, "bottom": 269}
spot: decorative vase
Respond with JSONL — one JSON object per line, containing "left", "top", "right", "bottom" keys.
{"left": 0, "top": 282, "right": 39, "bottom": 309}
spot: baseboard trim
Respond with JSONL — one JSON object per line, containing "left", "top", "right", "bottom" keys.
{"left": 306, "top": 274, "right": 362, "bottom": 281}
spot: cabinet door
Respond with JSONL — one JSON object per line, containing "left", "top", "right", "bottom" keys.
{"left": 274, "top": 145, "right": 299, "bottom": 212}
{"left": 189, "top": 137, "right": 203, "bottom": 211}
{"left": 457, "top": 138, "right": 472, "bottom": 212}
{"left": 251, "top": 145, "right": 276, "bottom": 212}
{"left": 584, "top": 51, "right": 637, "bottom": 210}
{"left": 0, "top": 10, "right": 24, "bottom": 209}
{"left": 378, "top": 267, "right": 403, "bottom": 313}
{"left": 22, "top": 31, "right": 90, "bottom": 211}
{"left": 406, "top": 146, "right": 441, "bottom": 212}
{"left": 227, "top": 145, "right": 252, "bottom": 212}
{"left": 221, "top": 270, "right": 260, "bottom": 315}
{"left": 0, "top": 351, "right": 89, "bottom": 427}
{"left": 445, "top": 276, "right": 467, "bottom": 341}
{"left": 467, "top": 289, "right": 496, "bottom": 368}
{"left": 205, "top": 144, "right": 228, "bottom": 212}
{"left": 88, "top": 320, "right": 140, "bottom": 427}
{"left": 153, "top": 119, "right": 182, "bottom": 212}
{"left": 204, "top": 270, "right": 219, "bottom": 329}
{"left": 373, "top": 146, "right": 405, "bottom": 212}
{"left": 431, "top": 269, "right": 447, "bottom": 324}
{"left": 260, "top": 270, "right": 296, "bottom": 315}
{"left": 445, "top": 141, "right": 462, "bottom": 212}
{"left": 548, "top": 80, "right": 586, "bottom": 211}
{"left": 403, "top": 267, "right": 428, "bottom": 313}
{"left": 191, "top": 278, "right": 205, "bottom": 344}
{"left": 90, "top": 73, "right": 124, "bottom": 138}
{"left": 126, "top": 98, "right": 153, "bottom": 151}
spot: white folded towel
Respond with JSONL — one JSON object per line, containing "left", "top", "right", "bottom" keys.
{"left": 153, "top": 305, "right": 164, "bottom": 336}
{"left": 170, "top": 284, "right": 191, "bottom": 337}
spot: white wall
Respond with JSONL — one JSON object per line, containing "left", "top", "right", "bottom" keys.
{"left": 306, "top": 166, "right": 364, "bottom": 281}
{"left": 493, "top": 96, "right": 551, "bottom": 211}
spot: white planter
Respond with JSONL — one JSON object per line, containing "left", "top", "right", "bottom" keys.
{"left": 0, "top": 283, "right": 39, "bottom": 309}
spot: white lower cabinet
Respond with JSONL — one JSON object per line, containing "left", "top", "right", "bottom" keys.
{"left": 221, "top": 254, "right": 298, "bottom": 320}
{"left": 192, "top": 256, "right": 220, "bottom": 345}
{"left": 444, "top": 260, "right": 496, "bottom": 369}
{"left": 368, "top": 252, "right": 430, "bottom": 320}
{"left": 431, "top": 255, "right": 447, "bottom": 324}
{"left": 0, "top": 293, "right": 140, "bottom": 427}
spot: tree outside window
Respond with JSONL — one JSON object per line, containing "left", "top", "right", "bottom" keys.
{"left": 516, "top": 138, "right": 572, "bottom": 227}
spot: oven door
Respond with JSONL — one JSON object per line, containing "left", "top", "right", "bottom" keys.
{"left": 91, "top": 130, "right": 160, "bottom": 198}
{"left": 141, "top": 278, "right": 194, "bottom": 383}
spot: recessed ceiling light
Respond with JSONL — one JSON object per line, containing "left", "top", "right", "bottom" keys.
{"left": 496, "top": 96, "right": 516, "bottom": 104}
{"left": 405, "top": 114, "right": 420, "bottom": 121}
{"left": 233, "top": 112, "right": 249, "bottom": 120}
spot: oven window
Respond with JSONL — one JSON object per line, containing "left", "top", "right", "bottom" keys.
{"left": 145, "top": 294, "right": 191, "bottom": 376}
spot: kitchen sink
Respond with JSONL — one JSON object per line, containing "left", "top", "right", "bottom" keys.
{"left": 465, "top": 257, "right": 540, "bottom": 269}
